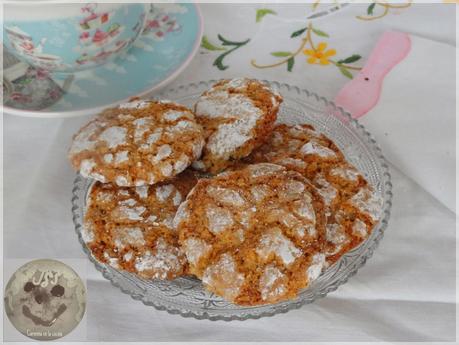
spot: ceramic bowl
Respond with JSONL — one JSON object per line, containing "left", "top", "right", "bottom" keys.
{"left": 3, "top": 2, "right": 147, "bottom": 73}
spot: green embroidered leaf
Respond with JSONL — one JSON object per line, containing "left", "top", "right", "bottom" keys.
{"left": 312, "top": 28, "right": 329, "bottom": 38}
{"left": 287, "top": 57, "right": 295, "bottom": 72}
{"left": 337, "top": 54, "right": 362, "bottom": 64}
{"left": 256, "top": 8, "right": 277, "bottom": 23}
{"left": 367, "top": 2, "right": 376, "bottom": 15}
{"left": 291, "top": 27, "right": 307, "bottom": 38}
{"left": 201, "top": 36, "right": 226, "bottom": 51}
{"left": 217, "top": 34, "right": 250, "bottom": 47}
{"left": 212, "top": 36, "right": 251, "bottom": 71}
{"left": 271, "top": 51, "right": 292, "bottom": 57}
{"left": 338, "top": 66, "right": 353, "bottom": 79}
{"left": 213, "top": 54, "right": 229, "bottom": 71}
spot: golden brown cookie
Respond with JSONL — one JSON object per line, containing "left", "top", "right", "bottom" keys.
{"left": 247, "top": 124, "right": 383, "bottom": 266}
{"left": 192, "top": 78, "right": 282, "bottom": 174}
{"left": 247, "top": 124, "right": 344, "bottom": 180}
{"left": 82, "top": 170, "right": 198, "bottom": 280}
{"left": 69, "top": 99, "right": 204, "bottom": 187}
{"left": 175, "top": 163, "right": 327, "bottom": 305}
{"left": 319, "top": 162, "right": 383, "bottom": 265}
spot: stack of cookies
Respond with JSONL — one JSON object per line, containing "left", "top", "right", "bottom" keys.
{"left": 68, "top": 78, "right": 383, "bottom": 306}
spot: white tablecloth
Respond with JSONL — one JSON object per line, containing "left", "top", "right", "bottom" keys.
{"left": 4, "top": 3, "right": 456, "bottom": 341}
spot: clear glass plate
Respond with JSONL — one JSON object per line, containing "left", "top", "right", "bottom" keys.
{"left": 71, "top": 80, "right": 393, "bottom": 321}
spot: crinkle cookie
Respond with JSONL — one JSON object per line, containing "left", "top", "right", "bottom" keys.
{"left": 192, "top": 78, "right": 282, "bottom": 174}
{"left": 175, "top": 163, "right": 327, "bottom": 305}
{"left": 82, "top": 170, "right": 198, "bottom": 280}
{"left": 318, "top": 162, "right": 383, "bottom": 265}
{"left": 69, "top": 99, "right": 204, "bottom": 187}
{"left": 247, "top": 124, "right": 383, "bottom": 265}
{"left": 247, "top": 124, "right": 344, "bottom": 181}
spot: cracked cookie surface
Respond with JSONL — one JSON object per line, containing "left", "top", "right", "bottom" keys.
{"left": 192, "top": 78, "right": 282, "bottom": 174}
{"left": 246, "top": 124, "right": 383, "bottom": 265}
{"left": 69, "top": 100, "right": 204, "bottom": 187}
{"left": 83, "top": 170, "right": 198, "bottom": 280}
{"left": 175, "top": 163, "right": 327, "bottom": 305}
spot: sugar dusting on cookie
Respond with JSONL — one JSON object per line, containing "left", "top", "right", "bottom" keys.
{"left": 351, "top": 187, "right": 383, "bottom": 221}
{"left": 202, "top": 254, "right": 245, "bottom": 301}
{"left": 256, "top": 228, "right": 302, "bottom": 266}
{"left": 69, "top": 101, "right": 204, "bottom": 186}
{"left": 259, "top": 264, "right": 286, "bottom": 301}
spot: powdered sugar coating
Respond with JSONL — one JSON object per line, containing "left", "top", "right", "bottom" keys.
{"left": 80, "top": 159, "right": 97, "bottom": 178}
{"left": 194, "top": 78, "right": 282, "bottom": 173}
{"left": 276, "top": 157, "right": 307, "bottom": 169}
{"left": 156, "top": 184, "right": 175, "bottom": 202}
{"left": 306, "top": 253, "right": 325, "bottom": 282}
{"left": 173, "top": 200, "right": 190, "bottom": 229}
{"left": 256, "top": 228, "right": 302, "bottom": 266}
{"left": 163, "top": 110, "right": 193, "bottom": 121}
{"left": 202, "top": 254, "right": 245, "bottom": 301}
{"left": 115, "top": 204, "right": 146, "bottom": 221}
{"left": 172, "top": 190, "right": 182, "bottom": 207}
{"left": 250, "top": 185, "right": 270, "bottom": 203}
{"left": 292, "top": 196, "right": 315, "bottom": 222}
{"left": 206, "top": 186, "right": 246, "bottom": 207}
{"left": 289, "top": 124, "right": 318, "bottom": 138}
{"left": 151, "top": 144, "right": 172, "bottom": 163}
{"left": 113, "top": 227, "right": 145, "bottom": 249}
{"left": 300, "top": 141, "right": 337, "bottom": 158}
{"left": 114, "top": 151, "right": 129, "bottom": 164}
{"left": 330, "top": 166, "right": 361, "bottom": 181}
{"left": 83, "top": 170, "right": 198, "bottom": 280}
{"left": 174, "top": 154, "right": 190, "bottom": 174}
{"left": 196, "top": 89, "right": 262, "bottom": 159}
{"left": 183, "top": 238, "right": 212, "bottom": 266}
{"left": 135, "top": 185, "right": 149, "bottom": 199}
{"left": 69, "top": 122, "right": 100, "bottom": 155}
{"left": 99, "top": 126, "right": 127, "bottom": 149}
{"left": 247, "top": 124, "right": 343, "bottom": 173}
{"left": 160, "top": 162, "right": 173, "bottom": 177}
{"left": 134, "top": 117, "right": 152, "bottom": 143}
{"left": 208, "top": 104, "right": 260, "bottom": 154}
{"left": 69, "top": 100, "right": 204, "bottom": 186}
{"left": 115, "top": 176, "right": 129, "bottom": 187}
{"left": 351, "top": 187, "right": 383, "bottom": 221}
{"left": 177, "top": 164, "right": 326, "bottom": 305}
{"left": 259, "top": 264, "right": 286, "bottom": 301}
{"left": 104, "top": 153, "right": 113, "bottom": 163}
{"left": 134, "top": 237, "right": 185, "bottom": 280}
{"left": 314, "top": 175, "right": 338, "bottom": 206}
{"left": 103, "top": 252, "right": 119, "bottom": 269}
{"left": 247, "top": 124, "right": 382, "bottom": 266}
{"left": 352, "top": 219, "right": 368, "bottom": 237}
{"left": 81, "top": 223, "right": 95, "bottom": 243}
{"left": 248, "top": 163, "right": 284, "bottom": 178}
{"left": 326, "top": 223, "right": 347, "bottom": 245}
{"left": 206, "top": 205, "right": 234, "bottom": 234}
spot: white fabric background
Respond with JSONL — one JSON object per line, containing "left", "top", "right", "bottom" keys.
{"left": 355, "top": 35, "right": 456, "bottom": 212}
{"left": 3, "top": 3, "right": 456, "bottom": 342}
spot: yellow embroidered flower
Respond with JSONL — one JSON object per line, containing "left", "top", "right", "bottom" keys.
{"left": 303, "top": 42, "right": 336, "bottom": 65}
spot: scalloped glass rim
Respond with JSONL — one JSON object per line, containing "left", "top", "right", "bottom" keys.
{"left": 71, "top": 80, "right": 393, "bottom": 321}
